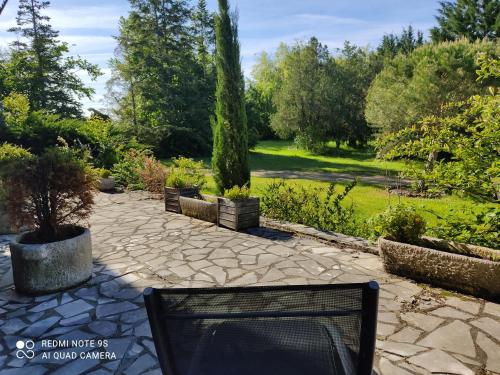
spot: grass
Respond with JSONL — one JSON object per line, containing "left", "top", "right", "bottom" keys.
{"left": 189, "top": 140, "right": 409, "bottom": 177}
{"left": 249, "top": 140, "right": 410, "bottom": 176}
{"left": 202, "top": 176, "right": 492, "bottom": 229}
{"left": 170, "top": 140, "right": 492, "bottom": 235}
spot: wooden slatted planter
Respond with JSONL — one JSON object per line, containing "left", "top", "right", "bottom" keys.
{"left": 164, "top": 187, "right": 199, "bottom": 213}
{"left": 179, "top": 195, "right": 218, "bottom": 224}
{"left": 217, "top": 197, "right": 260, "bottom": 231}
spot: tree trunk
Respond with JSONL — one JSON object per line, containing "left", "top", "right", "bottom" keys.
{"left": 0, "top": 0, "right": 8, "bottom": 15}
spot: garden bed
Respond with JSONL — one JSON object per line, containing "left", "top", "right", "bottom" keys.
{"left": 379, "top": 237, "right": 500, "bottom": 301}
{"left": 179, "top": 195, "right": 218, "bottom": 224}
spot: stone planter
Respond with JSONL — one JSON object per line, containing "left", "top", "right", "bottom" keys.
{"left": 99, "top": 177, "right": 116, "bottom": 192}
{"left": 179, "top": 195, "right": 218, "bottom": 224}
{"left": 9, "top": 227, "right": 92, "bottom": 295}
{"left": 379, "top": 237, "right": 500, "bottom": 300}
{"left": 164, "top": 186, "right": 199, "bottom": 213}
{"left": 218, "top": 197, "right": 260, "bottom": 231}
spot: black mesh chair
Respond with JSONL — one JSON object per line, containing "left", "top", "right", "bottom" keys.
{"left": 144, "top": 282, "right": 379, "bottom": 375}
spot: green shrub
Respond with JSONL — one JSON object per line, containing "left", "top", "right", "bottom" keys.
{"left": 261, "top": 180, "right": 363, "bottom": 236}
{"left": 429, "top": 207, "right": 499, "bottom": 249}
{"left": 2, "top": 147, "right": 97, "bottom": 242}
{"left": 166, "top": 157, "right": 206, "bottom": 189}
{"left": 111, "top": 149, "right": 148, "bottom": 190}
{"left": 370, "top": 204, "right": 426, "bottom": 244}
{"left": 224, "top": 185, "right": 251, "bottom": 200}
{"left": 0, "top": 143, "right": 32, "bottom": 165}
{"left": 95, "top": 168, "right": 111, "bottom": 178}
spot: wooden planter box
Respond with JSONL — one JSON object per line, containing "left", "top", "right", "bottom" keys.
{"left": 164, "top": 187, "right": 200, "bottom": 213}
{"left": 179, "top": 195, "right": 218, "bottom": 224}
{"left": 217, "top": 197, "right": 260, "bottom": 231}
{"left": 379, "top": 237, "right": 500, "bottom": 301}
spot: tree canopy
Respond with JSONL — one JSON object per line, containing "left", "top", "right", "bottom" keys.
{"left": 108, "top": 0, "right": 215, "bottom": 157}
{"left": 365, "top": 39, "right": 499, "bottom": 134}
{"left": 2, "top": 0, "right": 100, "bottom": 118}
{"left": 430, "top": 0, "right": 500, "bottom": 42}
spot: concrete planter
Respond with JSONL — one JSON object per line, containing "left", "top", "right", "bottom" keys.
{"left": 9, "top": 227, "right": 92, "bottom": 295}
{"left": 379, "top": 237, "right": 500, "bottom": 301}
{"left": 218, "top": 197, "right": 260, "bottom": 231}
{"left": 164, "top": 186, "right": 199, "bottom": 213}
{"left": 99, "top": 177, "right": 116, "bottom": 192}
{"left": 179, "top": 195, "right": 218, "bottom": 224}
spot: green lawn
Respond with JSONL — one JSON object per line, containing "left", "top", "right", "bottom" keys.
{"left": 166, "top": 140, "right": 491, "bottom": 233}
{"left": 202, "top": 176, "right": 493, "bottom": 230}
{"left": 198, "top": 140, "right": 492, "bottom": 230}
{"left": 249, "top": 140, "right": 409, "bottom": 176}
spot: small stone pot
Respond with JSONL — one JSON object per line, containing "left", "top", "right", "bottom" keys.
{"left": 9, "top": 227, "right": 92, "bottom": 295}
{"left": 99, "top": 177, "right": 116, "bottom": 192}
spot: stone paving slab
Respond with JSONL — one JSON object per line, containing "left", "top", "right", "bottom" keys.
{"left": 0, "top": 191, "right": 498, "bottom": 374}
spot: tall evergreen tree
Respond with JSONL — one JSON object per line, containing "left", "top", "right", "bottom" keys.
{"left": 377, "top": 25, "right": 424, "bottom": 58}
{"left": 109, "top": 0, "right": 215, "bottom": 157}
{"left": 6, "top": 0, "right": 100, "bottom": 117}
{"left": 431, "top": 0, "right": 500, "bottom": 42}
{"left": 211, "top": 0, "right": 250, "bottom": 193}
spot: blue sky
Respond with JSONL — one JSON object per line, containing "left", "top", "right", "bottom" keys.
{"left": 0, "top": 0, "right": 441, "bottom": 112}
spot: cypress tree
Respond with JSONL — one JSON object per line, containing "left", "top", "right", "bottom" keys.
{"left": 212, "top": 0, "right": 250, "bottom": 194}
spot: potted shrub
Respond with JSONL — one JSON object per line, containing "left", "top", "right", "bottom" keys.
{"left": 165, "top": 157, "right": 206, "bottom": 213}
{"left": 96, "top": 168, "right": 116, "bottom": 192}
{"left": 217, "top": 186, "right": 260, "bottom": 231}
{"left": 3, "top": 147, "right": 98, "bottom": 295}
{"left": 374, "top": 205, "right": 500, "bottom": 300}
{"left": 0, "top": 144, "right": 32, "bottom": 234}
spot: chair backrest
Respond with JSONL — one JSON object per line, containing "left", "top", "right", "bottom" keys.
{"left": 144, "top": 282, "right": 379, "bottom": 375}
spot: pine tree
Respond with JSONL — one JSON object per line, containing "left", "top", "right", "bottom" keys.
{"left": 7, "top": 0, "right": 100, "bottom": 118}
{"left": 109, "top": 0, "right": 215, "bottom": 157}
{"left": 211, "top": 0, "right": 250, "bottom": 194}
{"left": 431, "top": 0, "right": 500, "bottom": 42}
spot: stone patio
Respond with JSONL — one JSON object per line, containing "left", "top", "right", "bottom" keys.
{"left": 0, "top": 191, "right": 499, "bottom": 374}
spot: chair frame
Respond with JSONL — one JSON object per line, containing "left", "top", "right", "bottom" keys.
{"left": 144, "top": 281, "right": 379, "bottom": 375}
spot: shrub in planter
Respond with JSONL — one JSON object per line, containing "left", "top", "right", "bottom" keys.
{"left": 218, "top": 186, "right": 260, "bottom": 231}
{"left": 374, "top": 204, "right": 500, "bottom": 300}
{"left": 0, "top": 143, "right": 33, "bottom": 234}
{"left": 95, "top": 168, "right": 115, "bottom": 192}
{"left": 165, "top": 157, "right": 206, "bottom": 213}
{"left": 3, "top": 147, "right": 98, "bottom": 294}
{"left": 370, "top": 204, "right": 426, "bottom": 245}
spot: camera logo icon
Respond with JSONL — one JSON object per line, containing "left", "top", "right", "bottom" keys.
{"left": 16, "top": 340, "right": 35, "bottom": 359}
